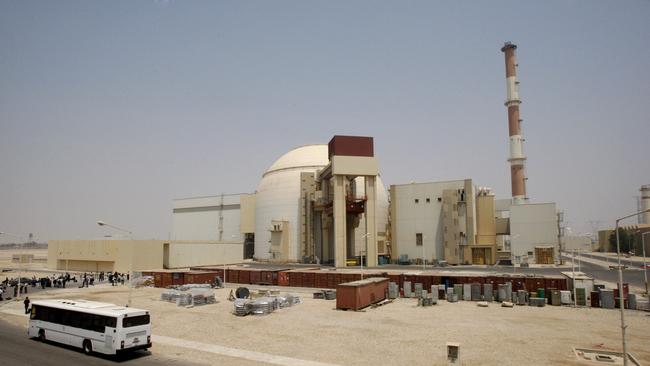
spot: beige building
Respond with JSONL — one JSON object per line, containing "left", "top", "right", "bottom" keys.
{"left": 390, "top": 180, "right": 497, "bottom": 265}
{"left": 47, "top": 239, "right": 243, "bottom": 272}
{"left": 597, "top": 224, "right": 650, "bottom": 253}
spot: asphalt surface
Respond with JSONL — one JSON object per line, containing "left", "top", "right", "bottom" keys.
{"left": 0, "top": 320, "right": 200, "bottom": 366}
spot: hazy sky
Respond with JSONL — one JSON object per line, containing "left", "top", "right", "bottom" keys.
{"left": 1, "top": 1, "right": 648, "bottom": 243}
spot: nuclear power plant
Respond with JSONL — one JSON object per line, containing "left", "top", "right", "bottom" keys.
{"left": 48, "top": 43, "right": 570, "bottom": 272}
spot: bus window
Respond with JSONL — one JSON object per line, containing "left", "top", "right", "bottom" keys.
{"left": 122, "top": 315, "right": 150, "bottom": 328}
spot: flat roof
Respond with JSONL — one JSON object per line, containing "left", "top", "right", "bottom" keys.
{"left": 32, "top": 299, "right": 148, "bottom": 317}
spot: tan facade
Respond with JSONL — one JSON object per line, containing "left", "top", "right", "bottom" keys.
{"left": 472, "top": 193, "right": 497, "bottom": 265}
{"left": 48, "top": 240, "right": 166, "bottom": 273}
{"left": 48, "top": 239, "right": 244, "bottom": 272}
{"left": 239, "top": 194, "right": 256, "bottom": 234}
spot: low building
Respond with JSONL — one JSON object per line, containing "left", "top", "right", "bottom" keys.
{"left": 509, "top": 202, "right": 558, "bottom": 264}
{"left": 389, "top": 180, "right": 497, "bottom": 265}
{"left": 48, "top": 239, "right": 166, "bottom": 273}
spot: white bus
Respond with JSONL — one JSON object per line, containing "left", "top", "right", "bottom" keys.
{"left": 28, "top": 299, "right": 152, "bottom": 355}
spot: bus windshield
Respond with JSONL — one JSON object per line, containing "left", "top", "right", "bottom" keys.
{"left": 122, "top": 314, "right": 150, "bottom": 328}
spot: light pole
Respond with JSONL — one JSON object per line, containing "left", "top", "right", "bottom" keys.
{"left": 422, "top": 235, "right": 427, "bottom": 271}
{"left": 97, "top": 220, "right": 134, "bottom": 307}
{"left": 614, "top": 209, "right": 650, "bottom": 366}
{"left": 0, "top": 231, "right": 27, "bottom": 300}
{"left": 641, "top": 232, "right": 649, "bottom": 296}
{"left": 571, "top": 249, "right": 577, "bottom": 307}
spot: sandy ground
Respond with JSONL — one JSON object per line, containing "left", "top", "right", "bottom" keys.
{"left": 1, "top": 282, "right": 649, "bottom": 366}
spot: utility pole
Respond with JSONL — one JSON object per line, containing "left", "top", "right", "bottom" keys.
{"left": 557, "top": 211, "right": 564, "bottom": 264}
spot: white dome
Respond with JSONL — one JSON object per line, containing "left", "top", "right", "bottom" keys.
{"left": 264, "top": 144, "right": 329, "bottom": 176}
{"left": 254, "top": 144, "right": 389, "bottom": 262}
{"left": 255, "top": 145, "right": 330, "bottom": 261}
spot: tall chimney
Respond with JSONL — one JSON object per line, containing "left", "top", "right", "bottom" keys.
{"left": 501, "top": 42, "right": 528, "bottom": 205}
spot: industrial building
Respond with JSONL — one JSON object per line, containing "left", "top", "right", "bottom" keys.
{"left": 389, "top": 181, "right": 497, "bottom": 265}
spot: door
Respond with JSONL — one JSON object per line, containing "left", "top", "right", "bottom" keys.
{"left": 472, "top": 248, "right": 486, "bottom": 265}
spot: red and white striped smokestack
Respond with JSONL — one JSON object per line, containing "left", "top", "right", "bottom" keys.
{"left": 501, "top": 42, "right": 528, "bottom": 205}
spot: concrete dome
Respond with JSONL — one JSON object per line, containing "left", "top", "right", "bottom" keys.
{"left": 264, "top": 144, "right": 329, "bottom": 176}
{"left": 255, "top": 144, "right": 389, "bottom": 262}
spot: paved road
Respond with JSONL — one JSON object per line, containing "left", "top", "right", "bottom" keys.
{"left": 577, "top": 252, "right": 648, "bottom": 268}
{"left": 0, "top": 320, "right": 199, "bottom": 366}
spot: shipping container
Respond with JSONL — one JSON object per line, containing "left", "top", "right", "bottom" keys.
{"left": 336, "top": 277, "right": 388, "bottom": 311}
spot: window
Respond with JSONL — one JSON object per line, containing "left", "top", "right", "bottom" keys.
{"left": 123, "top": 314, "right": 150, "bottom": 328}
{"left": 31, "top": 306, "right": 116, "bottom": 332}
{"left": 414, "top": 199, "right": 419, "bottom": 204}
{"left": 426, "top": 198, "right": 430, "bottom": 203}
{"left": 416, "top": 233, "right": 423, "bottom": 246}
{"left": 437, "top": 197, "right": 442, "bottom": 202}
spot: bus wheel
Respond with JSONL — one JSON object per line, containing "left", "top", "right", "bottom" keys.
{"left": 38, "top": 329, "right": 45, "bottom": 342}
{"left": 82, "top": 340, "right": 92, "bottom": 355}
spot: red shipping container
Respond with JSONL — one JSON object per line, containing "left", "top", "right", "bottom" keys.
{"left": 336, "top": 277, "right": 388, "bottom": 311}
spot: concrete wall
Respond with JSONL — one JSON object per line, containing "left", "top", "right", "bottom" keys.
{"left": 172, "top": 194, "right": 243, "bottom": 242}
{"left": 509, "top": 203, "right": 558, "bottom": 262}
{"left": 239, "top": 194, "right": 256, "bottom": 234}
{"left": 390, "top": 180, "right": 472, "bottom": 263}
{"left": 166, "top": 241, "right": 243, "bottom": 268}
{"left": 563, "top": 236, "right": 592, "bottom": 251}
{"left": 48, "top": 240, "right": 165, "bottom": 273}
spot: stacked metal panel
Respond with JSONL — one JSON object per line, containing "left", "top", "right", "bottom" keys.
{"left": 447, "top": 288, "right": 458, "bottom": 302}
{"left": 497, "top": 284, "right": 507, "bottom": 302}
{"left": 628, "top": 293, "right": 637, "bottom": 310}
{"left": 471, "top": 283, "right": 481, "bottom": 301}
{"left": 388, "top": 282, "right": 399, "bottom": 299}
{"left": 249, "top": 297, "right": 274, "bottom": 315}
{"left": 463, "top": 284, "right": 472, "bottom": 301}
{"left": 453, "top": 284, "right": 463, "bottom": 299}
{"left": 600, "top": 290, "right": 615, "bottom": 309}
{"left": 505, "top": 282, "right": 512, "bottom": 302}
{"left": 403, "top": 281, "right": 412, "bottom": 298}
{"left": 414, "top": 283, "right": 423, "bottom": 298}
{"left": 233, "top": 299, "right": 249, "bottom": 316}
{"left": 517, "top": 290, "right": 527, "bottom": 305}
{"left": 483, "top": 284, "right": 493, "bottom": 302}
{"left": 430, "top": 285, "right": 439, "bottom": 301}
{"left": 551, "top": 290, "right": 561, "bottom": 306}
{"left": 529, "top": 297, "right": 546, "bottom": 307}
{"left": 560, "top": 290, "right": 572, "bottom": 305}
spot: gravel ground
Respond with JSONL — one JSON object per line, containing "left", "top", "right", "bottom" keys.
{"left": 1, "top": 283, "right": 649, "bottom": 366}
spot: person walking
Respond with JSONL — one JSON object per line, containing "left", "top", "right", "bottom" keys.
{"left": 24, "top": 297, "right": 30, "bottom": 314}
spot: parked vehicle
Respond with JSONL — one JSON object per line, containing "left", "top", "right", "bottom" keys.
{"left": 28, "top": 299, "right": 151, "bottom": 355}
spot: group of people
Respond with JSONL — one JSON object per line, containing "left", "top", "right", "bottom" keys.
{"left": 0, "top": 270, "right": 130, "bottom": 301}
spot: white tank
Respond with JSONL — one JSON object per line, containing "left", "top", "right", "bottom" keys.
{"left": 254, "top": 144, "right": 389, "bottom": 261}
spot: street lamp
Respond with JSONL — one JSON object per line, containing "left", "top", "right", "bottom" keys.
{"left": 97, "top": 220, "right": 134, "bottom": 307}
{"left": 0, "top": 231, "right": 27, "bottom": 300}
{"left": 614, "top": 208, "right": 650, "bottom": 366}
{"left": 641, "top": 232, "right": 649, "bottom": 296}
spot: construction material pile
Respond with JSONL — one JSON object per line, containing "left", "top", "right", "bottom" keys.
{"left": 161, "top": 285, "right": 217, "bottom": 307}
{"left": 133, "top": 276, "right": 154, "bottom": 288}
{"left": 232, "top": 293, "right": 301, "bottom": 317}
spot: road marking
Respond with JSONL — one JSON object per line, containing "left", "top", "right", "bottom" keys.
{"left": 153, "top": 334, "right": 341, "bottom": 366}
